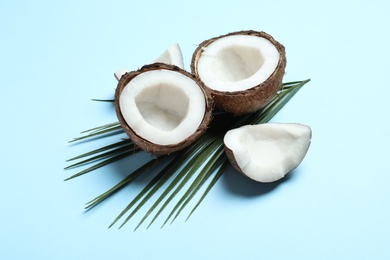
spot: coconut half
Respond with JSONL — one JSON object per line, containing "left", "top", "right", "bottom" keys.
{"left": 114, "top": 43, "right": 184, "bottom": 81}
{"left": 224, "top": 123, "right": 312, "bottom": 183}
{"left": 191, "top": 30, "right": 286, "bottom": 115}
{"left": 115, "top": 63, "right": 213, "bottom": 156}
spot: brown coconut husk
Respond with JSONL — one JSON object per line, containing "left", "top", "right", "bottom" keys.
{"left": 191, "top": 30, "right": 287, "bottom": 115}
{"left": 223, "top": 144, "right": 243, "bottom": 174}
{"left": 115, "top": 63, "right": 213, "bottom": 156}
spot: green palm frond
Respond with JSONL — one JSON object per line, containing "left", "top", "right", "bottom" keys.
{"left": 91, "top": 99, "right": 115, "bottom": 102}
{"left": 65, "top": 79, "right": 310, "bottom": 230}
{"left": 68, "top": 122, "right": 123, "bottom": 143}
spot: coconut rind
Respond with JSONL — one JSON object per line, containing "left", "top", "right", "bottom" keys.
{"left": 191, "top": 30, "right": 287, "bottom": 115}
{"left": 224, "top": 144, "right": 243, "bottom": 174}
{"left": 115, "top": 63, "right": 213, "bottom": 156}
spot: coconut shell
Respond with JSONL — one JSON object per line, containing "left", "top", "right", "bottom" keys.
{"left": 115, "top": 63, "right": 213, "bottom": 156}
{"left": 223, "top": 144, "right": 243, "bottom": 174}
{"left": 191, "top": 30, "right": 287, "bottom": 115}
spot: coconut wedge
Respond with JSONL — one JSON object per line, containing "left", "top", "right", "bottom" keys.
{"left": 153, "top": 43, "right": 184, "bottom": 70}
{"left": 115, "top": 63, "right": 213, "bottom": 156}
{"left": 191, "top": 30, "right": 286, "bottom": 115}
{"left": 114, "top": 43, "right": 184, "bottom": 81}
{"left": 224, "top": 123, "right": 312, "bottom": 182}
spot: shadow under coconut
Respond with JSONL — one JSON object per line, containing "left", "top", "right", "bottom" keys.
{"left": 220, "top": 164, "right": 297, "bottom": 197}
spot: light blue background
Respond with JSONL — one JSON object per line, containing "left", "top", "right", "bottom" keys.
{"left": 1, "top": 0, "right": 389, "bottom": 259}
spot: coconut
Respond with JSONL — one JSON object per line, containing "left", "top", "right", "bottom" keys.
{"left": 191, "top": 30, "right": 286, "bottom": 115}
{"left": 115, "top": 63, "right": 213, "bottom": 156}
{"left": 114, "top": 43, "right": 184, "bottom": 81}
{"left": 152, "top": 43, "right": 184, "bottom": 70}
{"left": 224, "top": 123, "right": 312, "bottom": 183}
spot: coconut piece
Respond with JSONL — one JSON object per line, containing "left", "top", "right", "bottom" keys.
{"left": 114, "top": 68, "right": 130, "bottom": 81}
{"left": 191, "top": 30, "right": 286, "bottom": 115}
{"left": 153, "top": 43, "right": 184, "bottom": 69}
{"left": 114, "top": 43, "right": 184, "bottom": 81}
{"left": 224, "top": 123, "right": 311, "bottom": 182}
{"left": 115, "top": 63, "right": 213, "bottom": 156}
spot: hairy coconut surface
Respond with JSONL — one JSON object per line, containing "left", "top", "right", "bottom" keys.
{"left": 224, "top": 123, "right": 312, "bottom": 182}
{"left": 191, "top": 30, "right": 286, "bottom": 115}
{"left": 115, "top": 63, "right": 213, "bottom": 156}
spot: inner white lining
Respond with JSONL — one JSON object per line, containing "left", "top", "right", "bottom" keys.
{"left": 197, "top": 35, "right": 280, "bottom": 92}
{"left": 119, "top": 70, "right": 206, "bottom": 145}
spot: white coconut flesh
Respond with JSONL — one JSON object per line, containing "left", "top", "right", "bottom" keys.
{"left": 224, "top": 123, "right": 312, "bottom": 182}
{"left": 197, "top": 35, "right": 280, "bottom": 92}
{"left": 153, "top": 43, "right": 184, "bottom": 69}
{"left": 119, "top": 70, "right": 206, "bottom": 146}
{"left": 114, "top": 68, "right": 130, "bottom": 81}
{"left": 114, "top": 43, "right": 184, "bottom": 81}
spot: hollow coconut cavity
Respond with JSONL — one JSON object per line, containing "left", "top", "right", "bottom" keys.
{"left": 115, "top": 63, "right": 213, "bottom": 156}
{"left": 224, "top": 123, "right": 312, "bottom": 183}
{"left": 191, "top": 30, "right": 287, "bottom": 115}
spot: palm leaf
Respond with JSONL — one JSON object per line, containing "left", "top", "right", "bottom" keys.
{"left": 66, "top": 139, "right": 131, "bottom": 162}
{"left": 68, "top": 122, "right": 123, "bottom": 143}
{"left": 65, "top": 79, "right": 310, "bottom": 229}
{"left": 85, "top": 158, "right": 158, "bottom": 210}
{"left": 185, "top": 158, "right": 228, "bottom": 222}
